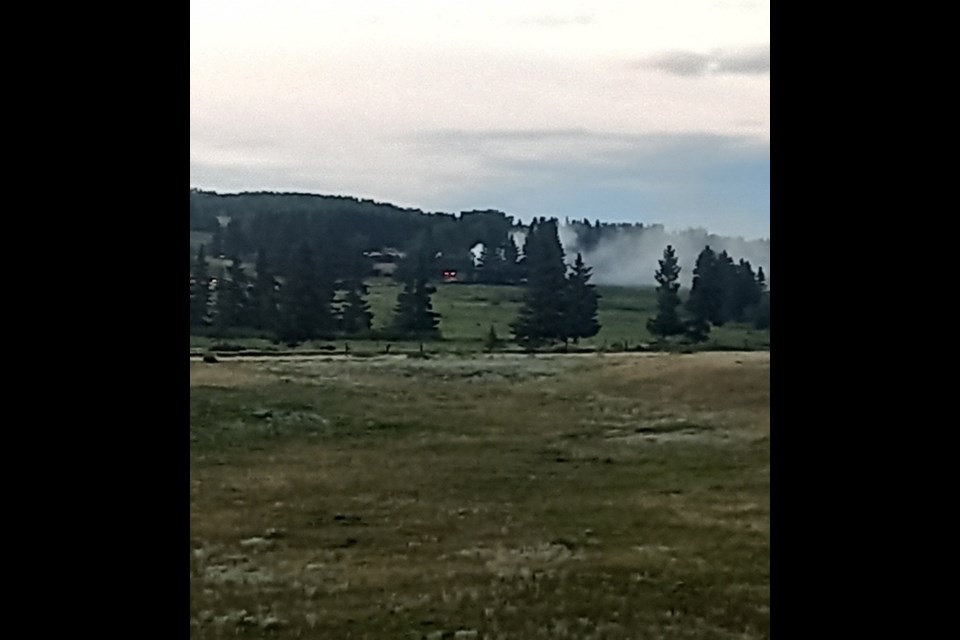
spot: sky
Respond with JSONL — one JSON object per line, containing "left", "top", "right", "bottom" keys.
{"left": 190, "top": 1, "right": 770, "bottom": 239}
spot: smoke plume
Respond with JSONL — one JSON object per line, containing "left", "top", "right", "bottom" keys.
{"left": 558, "top": 225, "right": 770, "bottom": 288}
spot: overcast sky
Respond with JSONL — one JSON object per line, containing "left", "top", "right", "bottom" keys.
{"left": 190, "top": 1, "right": 769, "bottom": 239}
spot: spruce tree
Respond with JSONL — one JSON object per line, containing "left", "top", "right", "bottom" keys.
{"left": 565, "top": 252, "right": 600, "bottom": 344}
{"left": 511, "top": 218, "right": 568, "bottom": 348}
{"left": 685, "top": 246, "right": 717, "bottom": 343}
{"left": 752, "top": 291, "right": 770, "bottom": 330}
{"left": 190, "top": 245, "right": 210, "bottom": 328}
{"left": 392, "top": 243, "right": 441, "bottom": 339}
{"left": 731, "top": 259, "right": 762, "bottom": 322}
{"left": 647, "top": 245, "right": 685, "bottom": 340}
{"left": 753, "top": 269, "right": 769, "bottom": 330}
{"left": 686, "top": 246, "right": 720, "bottom": 326}
{"left": 715, "top": 250, "right": 738, "bottom": 325}
{"left": 276, "top": 243, "right": 336, "bottom": 345}
{"left": 340, "top": 283, "right": 374, "bottom": 335}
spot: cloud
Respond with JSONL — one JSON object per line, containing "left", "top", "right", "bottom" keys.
{"left": 404, "top": 129, "right": 769, "bottom": 239}
{"left": 637, "top": 45, "right": 769, "bottom": 77}
{"left": 191, "top": 127, "right": 769, "bottom": 239}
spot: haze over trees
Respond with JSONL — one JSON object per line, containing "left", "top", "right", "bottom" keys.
{"left": 189, "top": 189, "right": 768, "bottom": 348}
{"left": 510, "top": 218, "right": 601, "bottom": 348}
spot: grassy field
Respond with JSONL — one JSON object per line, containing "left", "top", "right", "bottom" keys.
{"left": 190, "top": 279, "right": 770, "bottom": 354}
{"left": 190, "top": 351, "right": 770, "bottom": 638}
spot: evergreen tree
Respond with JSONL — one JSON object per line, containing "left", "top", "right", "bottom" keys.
{"left": 276, "top": 243, "right": 336, "bottom": 344}
{"left": 565, "top": 252, "right": 600, "bottom": 344}
{"left": 190, "top": 245, "right": 210, "bottom": 328}
{"left": 715, "top": 250, "right": 738, "bottom": 325}
{"left": 215, "top": 254, "right": 252, "bottom": 330}
{"left": 511, "top": 218, "right": 568, "bottom": 348}
{"left": 752, "top": 268, "right": 769, "bottom": 330}
{"left": 340, "top": 282, "right": 373, "bottom": 335}
{"left": 685, "top": 314, "right": 711, "bottom": 343}
{"left": 646, "top": 245, "right": 685, "bottom": 339}
{"left": 731, "top": 259, "right": 762, "bottom": 322}
{"left": 336, "top": 237, "right": 375, "bottom": 335}
{"left": 252, "top": 247, "right": 279, "bottom": 332}
{"left": 752, "top": 291, "right": 770, "bottom": 330}
{"left": 685, "top": 246, "right": 717, "bottom": 342}
{"left": 392, "top": 243, "right": 441, "bottom": 339}
{"left": 686, "top": 246, "right": 721, "bottom": 326}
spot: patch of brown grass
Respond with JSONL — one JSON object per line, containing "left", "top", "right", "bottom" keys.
{"left": 190, "top": 352, "right": 769, "bottom": 639}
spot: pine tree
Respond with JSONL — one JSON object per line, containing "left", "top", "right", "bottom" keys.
{"left": 511, "top": 219, "right": 568, "bottom": 348}
{"left": 276, "top": 243, "right": 336, "bottom": 345}
{"left": 392, "top": 243, "right": 441, "bottom": 339}
{"left": 647, "top": 245, "right": 685, "bottom": 340}
{"left": 565, "top": 252, "right": 600, "bottom": 344}
{"left": 190, "top": 245, "right": 210, "bottom": 328}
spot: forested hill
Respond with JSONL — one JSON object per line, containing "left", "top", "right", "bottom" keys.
{"left": 189, "top": 189, "right": 513, "bottom": 252}
{"left": 189, "top": 188, "right": 769, "bottom": 287}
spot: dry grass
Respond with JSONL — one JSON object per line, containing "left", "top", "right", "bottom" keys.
{"left": 191, "top": 352, "right": 769, "bottom": 639}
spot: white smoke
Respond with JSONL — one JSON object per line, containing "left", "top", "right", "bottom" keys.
{"left": 470, "top": 242, "right": 484, "bottom": 266}
{"left": 509, "top": 229, "right": 527, "bottom": 250}
{"left": 559, "top": 225, "right": 770, "bottom": 288}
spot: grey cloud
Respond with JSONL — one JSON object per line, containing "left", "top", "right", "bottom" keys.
{"left": 638, "top": 46, "right": 769, "bottom": 77}
{"left": 641, "top": 52, "right": 711, "bottom": 77}
{"left": 405, "top": 129, "right": 769, "bottom": 241}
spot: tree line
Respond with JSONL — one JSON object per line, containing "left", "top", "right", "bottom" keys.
{"left": 191, "top": 189, "right": 768, "bottom": 288}
{"left": 189, "top": 217, "right": 602, "bottom": 348}
{"left": 190, "top": 241, "right": 440, "bottom": 345}
{"left": 647, "top": 245, "right": 769, "bottom": 344}
{"left": 191, "top": 219, "right": 768, "bottom": 349}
